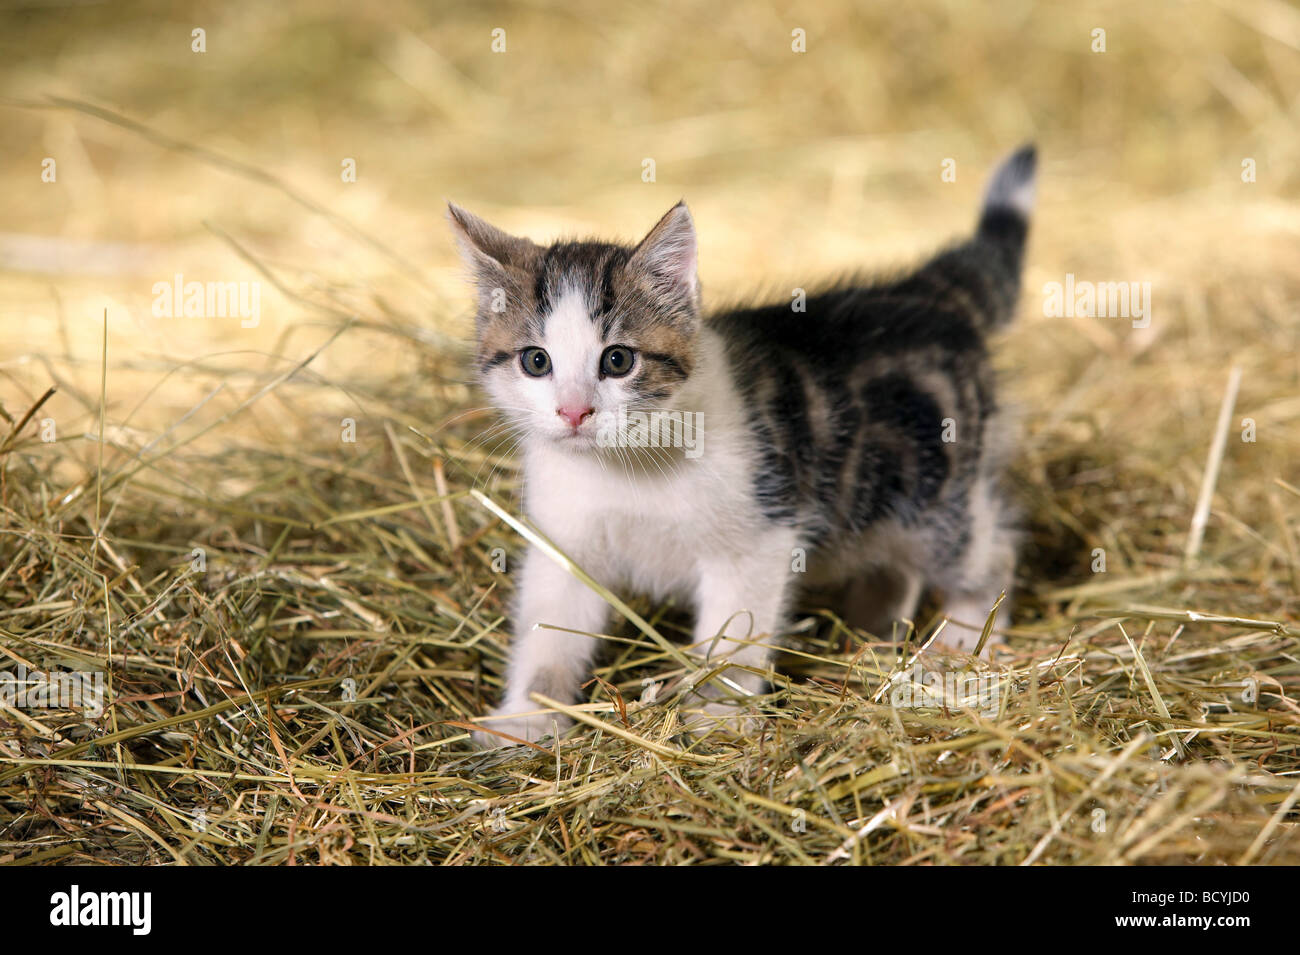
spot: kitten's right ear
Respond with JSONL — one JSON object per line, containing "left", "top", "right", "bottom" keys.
{"left": 629, "top": 200, "right": 699, "bottom": 306}
{"left": 446, "top": 203, "right": 540, "bottom": 279}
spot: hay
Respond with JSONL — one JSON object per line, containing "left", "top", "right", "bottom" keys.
{"left": 1, "top": 0, "right": 1298, "bottom": 865}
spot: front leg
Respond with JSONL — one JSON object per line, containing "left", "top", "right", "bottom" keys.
{"left": 474, "top": 546, "right": 609, "bottom": 747}
{"left": 687, "top": 531, "right": 798, "bottom": 723}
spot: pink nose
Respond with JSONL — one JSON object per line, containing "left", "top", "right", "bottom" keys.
{"left": 557, "top": 405, "right": 595, "bottom": 430}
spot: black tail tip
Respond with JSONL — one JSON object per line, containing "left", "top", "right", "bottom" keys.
{"left": 982, "top": 143, "right": 1037, "bottom": 218}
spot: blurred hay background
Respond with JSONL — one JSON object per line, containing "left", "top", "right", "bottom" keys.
{"left": 0, "top": 0, "right": 1298, "bottom": 865}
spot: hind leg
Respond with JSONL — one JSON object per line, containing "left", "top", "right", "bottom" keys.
{"left": 842, "top": 565, "right": 924, "bottom": 637}
{"left": 933, "top": 482, "right": 1017, "bottom": 654}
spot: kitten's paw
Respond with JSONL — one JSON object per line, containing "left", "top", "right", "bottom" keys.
{"left": 934, "top": 614, "right": 1010, "bottom": 656}
{"left": 936, "top": 597, "right": 1012, "bottom": 656}
{"left": 471, "top": 706, "right": 570, "bottom": 748}
{"left": 934, "top": 629, "right": 1002, "bottom": 655}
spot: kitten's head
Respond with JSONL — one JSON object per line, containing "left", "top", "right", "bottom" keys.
{"left": 448, "top": 202, "right": 700, "bottom": 451}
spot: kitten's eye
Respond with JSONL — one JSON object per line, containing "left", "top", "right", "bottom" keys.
{"left": 600, "top": 345, "right": 635, "bottom": 378}
{"left": 520, "top": 347, "right": 551, "bottom": 377}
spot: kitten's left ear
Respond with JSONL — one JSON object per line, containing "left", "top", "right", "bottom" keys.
{"left": 446, "top": 203, "right": 541, "bottom": 279}
{"left": 629, "top": 201, "right": 699, "bottom": 304}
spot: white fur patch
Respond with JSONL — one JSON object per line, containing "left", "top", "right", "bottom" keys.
{"left": 543, "top": 287, "right": 603, "bottom": 405}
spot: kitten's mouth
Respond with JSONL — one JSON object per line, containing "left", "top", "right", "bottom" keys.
{"left": 552, "top": 428, "right": 598, "bottom": 448}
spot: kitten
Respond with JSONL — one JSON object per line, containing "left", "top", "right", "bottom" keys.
{"left": 451, "top": 146, "right": 1035, "bottom": 746}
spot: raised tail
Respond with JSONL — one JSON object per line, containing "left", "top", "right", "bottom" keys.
{"left": 980, "top": 144, "right": 1037, "bottom": 236}
{"left": 971, "top": 144, "right": 1036, "bottom": 330}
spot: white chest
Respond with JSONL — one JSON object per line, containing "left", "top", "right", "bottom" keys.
{"left": 522, "top": 433, "right": 761, "bottom": 599}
